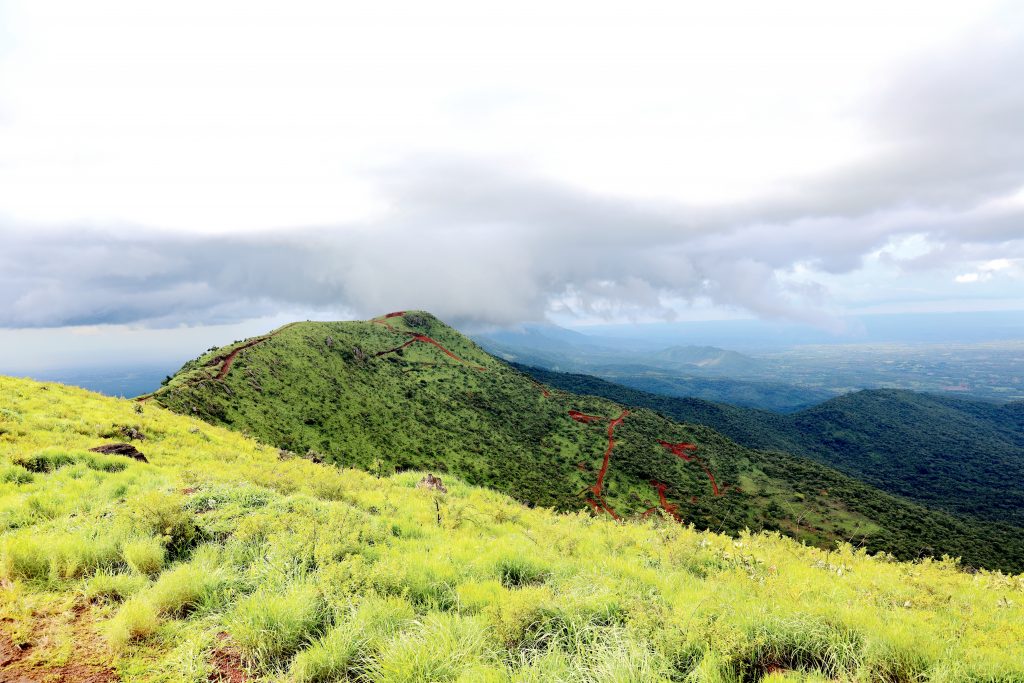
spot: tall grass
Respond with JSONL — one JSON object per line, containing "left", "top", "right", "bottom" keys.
{"left": 1, "top": 376, "right": 1022, "bottom": 682}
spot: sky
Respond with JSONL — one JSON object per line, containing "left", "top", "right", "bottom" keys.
{"left": 1, "top": 1, "right": 1023, "bottom": 369}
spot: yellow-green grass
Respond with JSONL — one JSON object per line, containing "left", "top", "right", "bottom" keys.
{"left": 1, "top": 375, "right": 1022, "bottom": 681}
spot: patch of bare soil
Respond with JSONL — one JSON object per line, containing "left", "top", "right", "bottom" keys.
{"left": 0, "top": 602, "right": 116, "bottom": 683}
{"left": 207, "top": 634, "right": 247, "bottom": 683}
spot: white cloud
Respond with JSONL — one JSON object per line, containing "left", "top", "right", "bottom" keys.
{"left": 1, "top": 1, "right": 1023, "bottom": 330}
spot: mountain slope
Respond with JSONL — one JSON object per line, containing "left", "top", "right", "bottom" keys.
{"left": 147, "top": 312, "right": 1024, "bottom": 571}
{"left": 3, "top": 376, "right": 1022, "bottom": 681}
{"left": 518, "top": 365, "right": 1024, "bottom": 529}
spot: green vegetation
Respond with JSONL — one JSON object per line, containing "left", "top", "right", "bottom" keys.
{"left": 1, "top": 376, "right": 1022, "bottom": 681}
{"left": 147, "top": 313, "right": 1024, "bottom": 571}
{"left": 519, "top": 365, "right": 1024, "bottom": 528}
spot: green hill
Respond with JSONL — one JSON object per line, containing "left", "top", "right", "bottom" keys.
{"left": 2, "top": 376, "right": 1023, "bottom": 681}
{"left": 518, "top": 365, "right": 1024, "bottom": 529}
{"left": 145, "top": 312, "right": 1024, "bottom": 572}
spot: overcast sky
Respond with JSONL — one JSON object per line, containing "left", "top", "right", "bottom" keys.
{"left": 1, "top": 1, "right": 1023, "bottom": 367}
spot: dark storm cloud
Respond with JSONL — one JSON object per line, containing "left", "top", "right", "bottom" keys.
{"left": 2, "top": 14, "right": 1023, "bottom": 330}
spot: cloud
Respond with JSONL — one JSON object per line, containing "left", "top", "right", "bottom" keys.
{"left": 2, "top": 4, "right": 1024, "bottom": 331}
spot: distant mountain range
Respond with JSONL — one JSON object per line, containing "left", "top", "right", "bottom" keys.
{"left": 142, "top": 311, "right": 1024, "bottom": 571}
{"left": 518, "top": 364, "right": 1024, "bottom": 528}
{"left": 473, "top": 321, "right": 1024, "bottom": 406}
{"left": 474, "top": 324, "right": 837, "bottom": 411}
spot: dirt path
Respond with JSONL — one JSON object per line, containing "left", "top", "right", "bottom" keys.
{"left": 658, "top": 439, "right": 723, "bottom": 496}
{"left": 371, "top": 314, "right": 487, "bottom": 371}
{"left": 136, "top": 322, "right": 300, "bottom": 402}
{"left": 569, "top": 408, "right": 629, "bottom": 520}
{"left": 216, "top": 336, "right": 271, "bottom": 380}
{"left": 649, "top": 481, "right": 682, "bottom": 521}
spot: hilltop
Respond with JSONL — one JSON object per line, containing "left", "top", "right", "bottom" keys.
{"left": 1, "top": 376, "right": 1023, "bottom": 681}
{"left": 145, "top": 312, "right": 1024, "bottom": 572}
{"left": 519, "top": 365, "right": 1024, "bottom": 529}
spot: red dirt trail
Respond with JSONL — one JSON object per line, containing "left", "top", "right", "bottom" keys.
{"left": 216, "top": 336, "right": 271, "bottom": 380}
{"left": 659, "top": 439, "right": 723, "bottom": 496}
{"left": 570, "top": 408, "right": 629, "bottom": 520}
{"left": 649, "top": 481, "right": 682, "bottom": 521}
{"left": 136, "top": 322, "right": 299, "bottom": 401}
{"left": 371, "top": 314, "right": 487, "bottom": 371}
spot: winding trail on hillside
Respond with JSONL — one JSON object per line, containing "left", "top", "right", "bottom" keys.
{"left": 569, "top": 408, "right": 630, "bottom": 520}
{"left": 136, "top": 322, "right": 300, "bottom": 402}
{"left": 371, "top": 313, "right": 487, "bottom": 371}
{"left": 658, "top": 439, "right": 724, "bottom": 496}
{"left": 643, "top": 481, "right": 682, "bottom": 521}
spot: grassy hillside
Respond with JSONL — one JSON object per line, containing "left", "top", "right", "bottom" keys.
{"left": 1, "top": 376, "right": 1023, "bottom": 681}
{"left": 519, "top": 366, "right": 1024, "bottom": 529}
{"left": 144, "top": 312, "right": 1024, "bottom": 572}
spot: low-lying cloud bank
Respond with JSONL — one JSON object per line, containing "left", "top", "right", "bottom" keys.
{"left": 2, "top": 11, "right": 1023, "bottom": 330}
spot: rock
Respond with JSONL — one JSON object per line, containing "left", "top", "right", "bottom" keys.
{"left": 325, "top": 336, "right": 334, "bottom": 348}
{"left": 89, "top": 443, "right": 148, "bottom": 463}
{"left": 416, "top": 473, "right": 447, "bottom": 493}
{"left": 119, "top": 425, "right": 146, "bottom": 441}
{"left": 352, "top": 346, "right": 367, "bottom": 361}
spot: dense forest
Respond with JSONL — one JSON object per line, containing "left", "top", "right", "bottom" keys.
{"left": 517, "top": 364, "right": 1024, "bottom": 528}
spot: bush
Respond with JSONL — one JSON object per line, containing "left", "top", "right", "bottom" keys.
{"left": 84, "top": 570, "right": 148, "bottom": 603}
{"left": 291, "top": 595, "right": 416, "bottom": 682}
{"left": 494, "top": 555, "right": 549, "bottom": 589}
{"left": 230, "top": 582, "right": 328, "bottom": 671}
{"left": 105, "top": 596, "right": 159, "bottom": 650}
{"left": 123, "top": 537, "right": 166, "bottom": 576}
{"left": 1, "top": 533, "right": 121, "bottom": 583}
{"left": 148, "top": 563, "right": 218, "bottom": 617}
{"left": 0, "top": 535, "right": 50, "bottom": 582}
{"left": 12, "top": 449, "right": 76, "bottom": 473}
{"left": 122, "top": 491, "right": 201, "bottom": 557}
{"left": 368, "top": 612, "right": 491, "bottom": 683}
{"left": 0, "top": 466, "right": 33, "bottom": 485}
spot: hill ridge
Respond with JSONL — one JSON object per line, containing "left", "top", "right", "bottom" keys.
{"left": 147, "top": 312, "right": 1024, "bottom": 571}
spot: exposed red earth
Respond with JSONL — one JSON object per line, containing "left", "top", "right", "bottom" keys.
{"left": 216, "top": 336, "right": 272, "bottom": 380}
{"left": 136, "top": 323, "right": 299, "bottom": 402}
{"left": 371, "top": 314, "right": 487, "bottom": 371}
{"left": 659, "top": 439, "right": 724, "bottom": 496}
{"left": 569, "top": 408, "right": 629, "bottom": 520}
{"left": 649, "top": 480, "right": 682, "bottom": 521}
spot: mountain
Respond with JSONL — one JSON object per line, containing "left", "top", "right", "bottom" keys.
{"left": 517, "top": 365, "right": 1024, "bottom": 529}
{"left": 473, "top": 327, "right": 835, "bottom": 411}
{"left": 3, "top": 376, "right": 1022, "bottom": 680}
{"left": 645, "top": 345, "right": 762, "bottom": 374}
{"left": 145, "top": 311, "right": 1024, "bottom": 572}
{"left": 590, "top": 370, "right": 834, "bottom": 412}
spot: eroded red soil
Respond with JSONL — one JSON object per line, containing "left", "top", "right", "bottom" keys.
{"left": 371, "top": 314, "right": 486, "bottom": 371}
{"left": 659, "top": 439, "right": 723, "bottom": 496}
{"left": 570, "top": 408, "right": 629, "bottom": 520}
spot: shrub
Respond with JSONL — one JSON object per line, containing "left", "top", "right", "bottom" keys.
{"left": 84, "top": 570, "right": 148, "bottom": 603}
{"left": 105, "top": 596, "right": 159, "bottom": 650}
{"left": 494, "top": 555, "right": 549, "bottom": 589}
{"left": 122, "top": 491, "right": 201, "bottom": 557}
{"left": 0, "top": 535, "right": 50, "bottom": 582}
{"left": 230, "top": 582, "right": 328, "bottom": 671}
{"left": 148, "top": 563, "right": 218, "bottom": 617}
{"left": 47, "top": 534, "right": 123, "bottom": 580}
{"left": 368, "top": 612, "right": 491, "bottom": 683}
{"left": 291, "top": 595, "right": 416, "bottom": 682}
{"left": 12, "top": 449, "right": 76, "bottom": 473}
{"left": 0, "top": 466, "right": 33, "bottom": 485}
{"left": 123, "top": 537, "right": 166, "bottom": 576}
